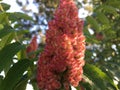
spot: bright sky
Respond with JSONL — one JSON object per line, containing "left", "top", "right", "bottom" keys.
{"left": 2, "top": 0, "right": 38, "bottom": 13}
{"left": 2, "top": 0, "right": 22, "bottom": 12}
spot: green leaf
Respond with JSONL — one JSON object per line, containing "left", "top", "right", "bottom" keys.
{"left": 0, "top": 59, "right": 30, "bottom": 90}
{"left": 14, "top": 74, "right": 28, "bottom": 90}
{"left": 0, "top": 12, "right": 9, "bottom": 25}
{"left": 0, "top": 26, "right": 14, "bottom": 38}
{"left": 0, "top": 24, "right": 4, "bottom": 30}
{"left": 84, "top": 63, "right": 118, "bottom": 90}
{"left": 17, "top": 49, "right": 27, "bottom": 60}
{"left": 86, "top": 16, "right": 100, "bottom": 31}
{"left": 103, "top": 61, "right": 120, "bottom": 80}
{"left": 0, "top": 3, "right": 10, "bottom": 11}
{"left": 79, "top": 82, "right": 94, "bottom": 90}
{"left": 8, "top": 12, "right": 34, "bottom": 22}
{"left": 0, "top": 42, "right": 25, "bottom": 73}
{"left": 118, "top": 81, "right": 120, "bottom": 89}
{"left": 0, "top": 12, "right": 6, "bottom": 23}
{"left": 0, "top": 32, "right": 15, "bottom": 49}
{"left": 31, "top": 83, "right": 39, "bottom": 90}
{"left": 101, "top": 5, "right": 117, "bottom": 15}
{"left": 97, "top": 12, "right": 109, "bottom": 25}
{"left": 0, "top": 75, "right": 3, "bottom": 85}
{"left": 16, "top": 30, "right": 29, "bottom": 35}
{"left": 107, "top": 0, "right": 120, "bottom": 9}
{"left": 14, "top": 80, "right": 27, "bottom": 90}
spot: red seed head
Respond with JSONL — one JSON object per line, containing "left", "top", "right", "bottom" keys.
{"left": 37, "top": 0, "right": 85, "bottom": 89}
{"left": 26, "top": 36, "right": 38, "bottom": 58}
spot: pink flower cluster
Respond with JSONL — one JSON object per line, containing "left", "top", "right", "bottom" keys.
{"left": 26, "top": 36, "right": 38, "bottom": 58}
{"left": 37, "top": 0, "right": 85, "bottom": 90}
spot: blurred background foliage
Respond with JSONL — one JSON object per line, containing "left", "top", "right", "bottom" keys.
{"left": 0, "top": 0, "right": 120, "bottom": 90}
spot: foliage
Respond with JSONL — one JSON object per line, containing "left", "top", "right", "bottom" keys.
{"left": 0, "top": 0, "right": 120, "bottom": 90}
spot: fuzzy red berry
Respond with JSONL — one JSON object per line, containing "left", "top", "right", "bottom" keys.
{"left": 96, "top": 32, "right": 104, "bottom": 40}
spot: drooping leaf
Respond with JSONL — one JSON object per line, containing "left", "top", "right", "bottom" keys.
{"left": 32, "top": 83, "right": 39, "bottom": 90}
{"left": 78, "top": 82, "right": 94, "bottom": 90}
{"left": 14, "top": 80, "right": 28, "bottom": 90}
{"left": 0, "top": 12, "right": 7, "bottom": 24}
{"left": 0, "top": 42, "right": 25, "bottom": 73}
{"left": 0, "top": 32, "right": 15, "bottom": 49}
{"left": 97, "top": 12, "right": 109, "bottom": 25}
{"left": 0, "top": 59, "right": 30, "bottom": 90}
{"left": 0, "top": 24, "right": 4, "bottom": 30}
{"left": 14, "top": 74, "right": 28, "bottom": 90}
{"left": 84, "top": 63, "right": 118, "bottom": 90}
{"left": 100, "top": 5, "right": 117, "bottom": 16}
{"left": 102, "top": 61, "right": 120, "bottom": 80}
{"left": 0, "top": 12, "right": 9, "bottom": 25}
{"left": 86, "top": 16, "right": 100, "bottom": 31}
{"left": 17, "top": 49, "right": 27, "bottom": 60}
{"left": 0, "top": 75, "right": 3, "bottom": 85}
{"left": 118, "top": 81, "right": 120, "bottom": 89}
{"left": 8, "top": 12, "right": 34, "bottom": 22}
{"left": 0, "top": 26, "right": 14, "bottom": 38}
{"left": 107, "top": 0, "right": 120, "bottom": 9}
{"left": 16, "top": 30, "right": 29, "bottom": 36}
{"left": 0, "top": 3, "right": 10, "bottom": 11}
